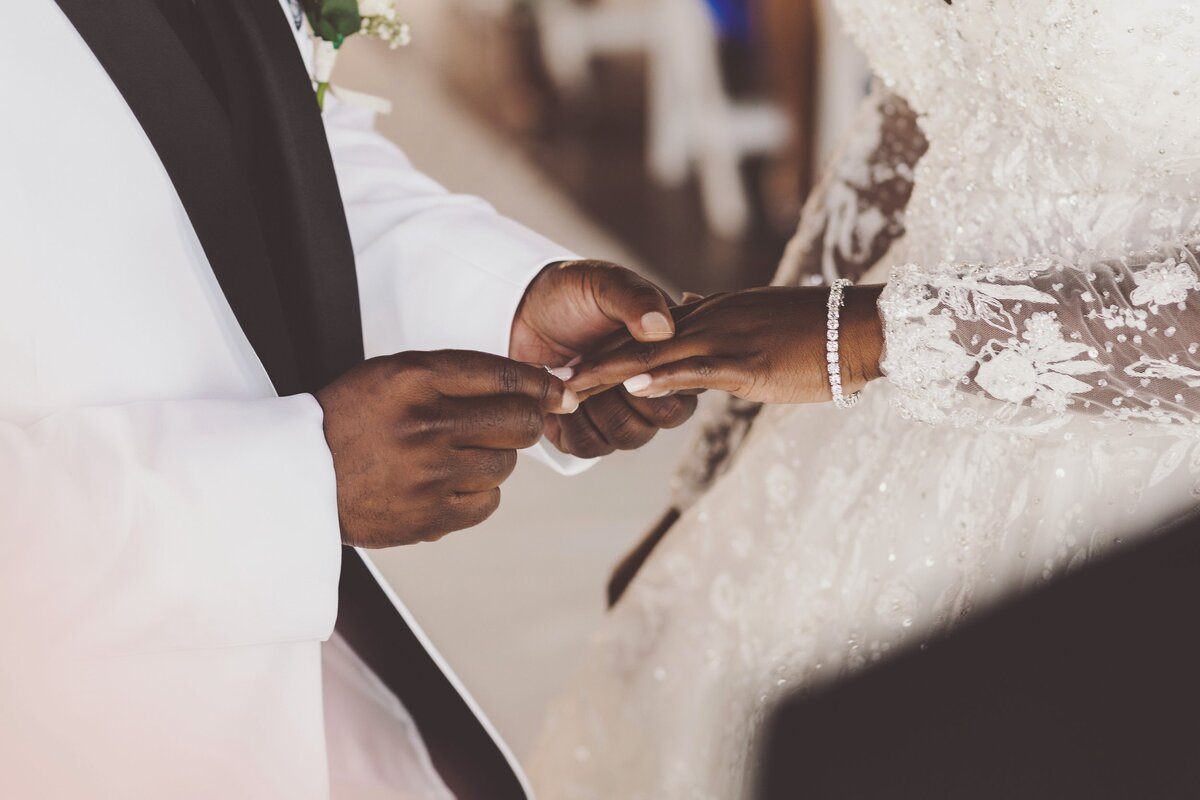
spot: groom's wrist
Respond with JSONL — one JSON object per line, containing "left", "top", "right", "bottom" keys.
{"left": 509, "top": 263, "right": 559, "bottom": 362}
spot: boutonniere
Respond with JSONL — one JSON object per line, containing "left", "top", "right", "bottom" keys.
{"left": 301, "top": 0, "right": 411, "bottom": 110}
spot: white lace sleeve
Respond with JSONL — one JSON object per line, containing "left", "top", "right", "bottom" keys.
{"left": 880, "top": 242, "right": 1200, "bottom": 431}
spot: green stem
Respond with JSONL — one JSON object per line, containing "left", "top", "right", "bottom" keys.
{"left": 316, "top": 81, "right": 330, "bottom": 111}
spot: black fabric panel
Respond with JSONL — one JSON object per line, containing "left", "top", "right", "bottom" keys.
{"left": 338, "top": 550, "right": 529, "bottom": 800}
{"left": 758, "top": 510, "right": 1200, "bottom": 800}
{"left": 197, "top": 0, "right": 365, "bottom": 391}
{"left": 153, "top": 0, "right": 230, "bottom": 112}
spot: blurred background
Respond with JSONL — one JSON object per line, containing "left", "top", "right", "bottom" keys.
{"left": 336, "top": 0, "right": 869, "bottom": 763}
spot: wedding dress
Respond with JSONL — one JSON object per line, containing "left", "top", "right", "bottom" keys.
{"left": 528, "top": 3, "right": 1200, "bottom": 797}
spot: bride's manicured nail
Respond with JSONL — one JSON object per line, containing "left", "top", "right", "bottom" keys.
{"left": 560, "top": 389, "right": 580, "bottom": 414}
{"left": 548, "top": 365, "right": 575, "bottom": 381}
{"left": 624, "top": 374, "right": 653, "bottom": 394}
{"left": 565, "top": 355, "right": 583, "bottom": 368}
{"left": 647, "top": 390, "right": 673, "bottom": 399}
{"left": 640, "top": 312, "right": 673, "bottom": 339}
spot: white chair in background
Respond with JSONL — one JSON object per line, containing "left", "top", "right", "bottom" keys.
{"left": 536, "top": 0, "right": 652, "bottom": 89}
{"left": 536, "top": 0, "right": 791, "bottom": 239}
{"left": 813, "top": 0, "right": 871, "bottom": 167}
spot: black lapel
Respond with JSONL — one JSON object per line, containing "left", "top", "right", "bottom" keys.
{"left": 54, "top": 0, "right": 303, "bottom": 394}
{"left": 199, "top": 0, "right": 365, "bottom": 391}
{"left": 339, "top": 552, "right": 529, "bottom": 800}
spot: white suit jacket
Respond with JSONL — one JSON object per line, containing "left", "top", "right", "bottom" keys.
{"left": 0, "top": 1, "right": 583, "bottom": 796}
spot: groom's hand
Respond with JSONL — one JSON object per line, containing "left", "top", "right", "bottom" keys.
{"left": 316, "top": 351, "right": 578, "bottom": 548}
{"left": 511, "top": 260, "right": 699, "bottom": 457}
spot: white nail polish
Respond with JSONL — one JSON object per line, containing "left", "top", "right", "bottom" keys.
{"left": 548, "top": 366, "right": 575, "bottom": 381}
{"left": 560, "top": 389, "right": 580, "bottom": 414}
{"left": 624, "top": 374, "right": 653, "bottom": 393}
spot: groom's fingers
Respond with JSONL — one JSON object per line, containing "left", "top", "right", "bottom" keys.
{"left": 435, "top": 489, "right": 503, "bottom": 540}
{"left": 444, "top": 448, "right": 519, "bottom": 493}
{"left": 562, "top": 298, "right": 719, "bottom": 387}
{"left": 547, "top": 389, "right": 700, "bottom": 458}
{"left": 584, "top": 263, "right": 677, "bottom": 342}
{"left": 429, "top": 350, "right": 578, "bottom": 414}
{"left": 582, "top": 297, "right": 714, "bottom": 361}
{"left": 551, "top": 401, "right": 618, "bottom": 458}
{"left": 576, "top": 390, "right": 661, "bottom": 452}
{"left": 624, "top": 391, "right": 699, "bottom": 429}
{"left": 436, "top": 395, "right": 549, "bottom": 450}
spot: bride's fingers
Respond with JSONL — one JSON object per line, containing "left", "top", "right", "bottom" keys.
{"left": 568, "top": 337, "right": 704, "bottom": 392}
{"left": 622, "top": 357, "right": 750, "bottom": 398}
{"left": 575, "top": 381, "right": 706, "bottom": 402}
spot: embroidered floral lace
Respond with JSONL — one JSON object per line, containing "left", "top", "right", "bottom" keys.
{"left": 882, "top": 243, "right": 1200, "bottom": 431}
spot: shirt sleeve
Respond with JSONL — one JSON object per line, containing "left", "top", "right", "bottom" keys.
{"left": 3, "top": 394, "right": 343, "bottom": 657}
{"left": 321, "top": 100, "right": 578, "bottom": 360}
{"left": 322, "top": 100, "right": 593, "bottom": 474}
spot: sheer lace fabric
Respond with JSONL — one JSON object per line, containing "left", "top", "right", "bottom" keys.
{"left": 882, "top": 242, "right": 1200, "bottom": 431}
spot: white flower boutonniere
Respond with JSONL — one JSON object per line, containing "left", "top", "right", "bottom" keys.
{"left": 301, "top": 0, "right": 411, "bottom": 110}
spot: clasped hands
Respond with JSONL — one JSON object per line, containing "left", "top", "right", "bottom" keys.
{"left": 565, "top": 284, "right": 887, "bottom": 405}
{"left": 317, "top": 261, "right": 887, "bottom": 549}
{"left": 318, "top": 260, "right": 699, "bottom": 549}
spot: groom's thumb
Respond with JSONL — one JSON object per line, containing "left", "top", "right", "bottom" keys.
{"left": 592, "top": 265, "right": 676, "bottom": 343}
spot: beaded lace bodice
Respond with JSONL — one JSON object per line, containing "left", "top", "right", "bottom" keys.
{"left": 840, "top": 1, "right": 1200, "bottom": 264}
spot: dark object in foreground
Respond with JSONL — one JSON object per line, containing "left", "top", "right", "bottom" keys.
{"left": 757, "top": 510, "right": 1200, "bottom": 800}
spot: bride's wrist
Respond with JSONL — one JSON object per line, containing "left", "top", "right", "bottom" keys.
{"left": 838, "top": 285, "right": 886, "bottom": 391}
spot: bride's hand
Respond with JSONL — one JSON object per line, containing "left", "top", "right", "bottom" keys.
{"left": 567, "top": 286, "right": 887, "bottom": 404}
